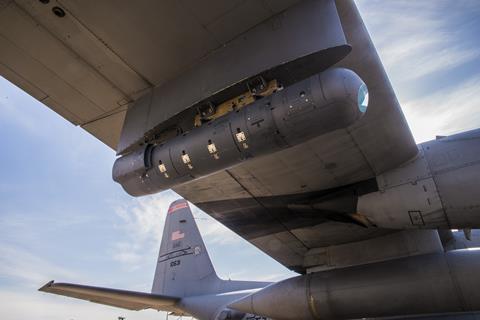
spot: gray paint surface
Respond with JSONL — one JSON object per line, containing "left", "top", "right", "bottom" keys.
{"left": 0, "top": 0, "right": 421, "bottom": 273}
{"left": 0, "top": 0, "right": 302, "bottom": 147}
{"left": 116, "top": 0, "right": 349, "bottom": 154}
{"left": 230, "top": 251, "right": 480, "bottom": 319}
{"left": 171, "top": 0, "right": 419, "bottom": 271}
{"left": 359, "top": 129, "right": 480, "bottom": 230}
{"left": 114, "top": 68, "right": 367, "bottom": 196}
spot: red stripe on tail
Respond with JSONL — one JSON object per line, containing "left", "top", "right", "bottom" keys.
{"left": 168, "top": 202, "right": 188, "bottom": 214}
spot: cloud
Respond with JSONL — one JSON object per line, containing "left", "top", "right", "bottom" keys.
{"left": 192, "top": 205, "right": 245, "bottom": 246}
{"left": 0, "top": 229, "right": 164, "bottom": 320}
{"left": 0, "top": 206, "right": 167, "bottom": 319}
{"left": 402, "top": 75, "right": 480, "bottom": 142}
{"left": 1, "top": 289, "right": 164, "bottom": 320}
{"left": 109, "top": 192, "right": 177, "bottom": 270}
{"left": 354, "top": 1, "right": 480, "bottom": 143}
{"left": 357, "top": 1, "right": 480, "bottom": 82}
{"left": 110, "top": 190, "right": 243, "bottom": 270}
{"left": 0, "top": 244, "right": 79, "bottom": 289}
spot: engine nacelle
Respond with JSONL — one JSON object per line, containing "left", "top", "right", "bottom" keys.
{"left": 357, "top": 129, "right": 480, "bottom": 229}
{"left": 229, "top": 251, "right": 480, "bottom": 320}
{"left": 113, "top": 68, "right": 368, "bottom": 196}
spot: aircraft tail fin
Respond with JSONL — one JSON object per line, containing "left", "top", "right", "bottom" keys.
{"left": 151, "top": 199, "right": 220, "bottom": 297}
{"left": 39, "top": 199, "right": 270, "bottom": 311}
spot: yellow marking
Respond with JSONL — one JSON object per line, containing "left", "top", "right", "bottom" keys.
{"left": 194, "top": 79, "right": 280, "bottom": 127}
{"left": 350, "top": 213, "right": 373, "bottom": 227}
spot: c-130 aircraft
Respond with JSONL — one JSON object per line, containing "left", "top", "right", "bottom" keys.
{"left": 40, "top": 199, "right": 480, "bottom": 320}
{"left": 1, "top": 0, "right": 480, "bottom": 318}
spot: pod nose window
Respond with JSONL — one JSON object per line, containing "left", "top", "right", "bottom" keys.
{"left": 357, "top": 83, "right": 369, "bottom": 113}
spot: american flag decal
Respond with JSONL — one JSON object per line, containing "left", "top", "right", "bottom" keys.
{"left": 168, "top": 201, "right": 188, "bottom": 214}
{"left": 171, "top": 230, "right": 185, "bottom": 241}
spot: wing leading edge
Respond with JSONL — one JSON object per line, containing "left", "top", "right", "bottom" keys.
{"left": 38, "top": 281, "right": 180, "bottom": 311}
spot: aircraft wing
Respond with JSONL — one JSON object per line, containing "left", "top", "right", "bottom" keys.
{"left": 0, "top": 0, "right": 306, "bottom": 147}
{"left": 173, "top": 1, "right": 418, "bottom": 272}
{"left": 0, "top": 0, "right": 415, "bottom": 157}
{"left": 1, "top": 1, "right": 418, "bottom": 273}
{"left": 39, "top": 281, "right": 180, "bottom": 311}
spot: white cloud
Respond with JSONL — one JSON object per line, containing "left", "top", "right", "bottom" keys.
{"left": 192, "top": 205, "right": 245, "bottom": 246}
{"left": 402, "top": 75, "right": 480, "bottom": 142}
{"left": 1, "top": 289, "right": 164, "bottom": 320}
{"left": 109, "top": 191, "right": 177, "bottom": 270}
{"left": 0, "top": 236, "right": 165, "bottom": 319}
{"left": 0, "top": 215, "right": 167, "bottom": 319}
{"left": 357, "top": 1, "right": 480, "bottom": 82}
{"left": 110, "top": 190, "right": 243, "bottom": 270}
{"left": 0, "top": 244, "right": 79, "bottom": 289}
{"left": 354, "top": 1, "right": 480, "bottom": 143}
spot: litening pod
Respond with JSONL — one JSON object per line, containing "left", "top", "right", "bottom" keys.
{"left": 113, "top": 68, "right": 369, "bottom": 197}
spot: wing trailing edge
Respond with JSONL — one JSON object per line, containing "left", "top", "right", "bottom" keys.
{"left": 38, "top": 281, "right": 180, "bottom": 311}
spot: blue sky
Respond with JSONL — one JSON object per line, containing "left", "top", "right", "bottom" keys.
{"left": 1, "top": 1, "right": 480, "bottom": 319}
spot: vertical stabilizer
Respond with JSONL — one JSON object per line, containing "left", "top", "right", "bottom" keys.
{"left": 151, "top": 199, "right": 220, "bottom": 297}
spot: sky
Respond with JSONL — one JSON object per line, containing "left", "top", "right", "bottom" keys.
{"left": 1, "top": 1, "right": 480, "bottom": 319}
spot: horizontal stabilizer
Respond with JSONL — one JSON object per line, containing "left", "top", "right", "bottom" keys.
{"left": 39, "top": 281, "right": 179, "bottom": 311}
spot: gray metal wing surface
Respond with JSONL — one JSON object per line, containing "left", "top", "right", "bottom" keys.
{"left": 173, "top": 1, "right": 418, "bottom": 272}
{"left": 0, "top": 0, "right": 303, "bottom": 147}
{"left": 0, "top": 1, "right": 418, "bottom": 272}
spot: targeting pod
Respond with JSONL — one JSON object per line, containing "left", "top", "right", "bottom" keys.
{"left": 113, "top": 68, "right": 369, "bottom": 196}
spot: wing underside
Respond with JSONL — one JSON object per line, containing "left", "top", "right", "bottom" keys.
{"left": 173, "top": 1, "right": 417, "bottom": 272}
{"left": 1, "top": 1, "right": 418, "bottom": 272}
